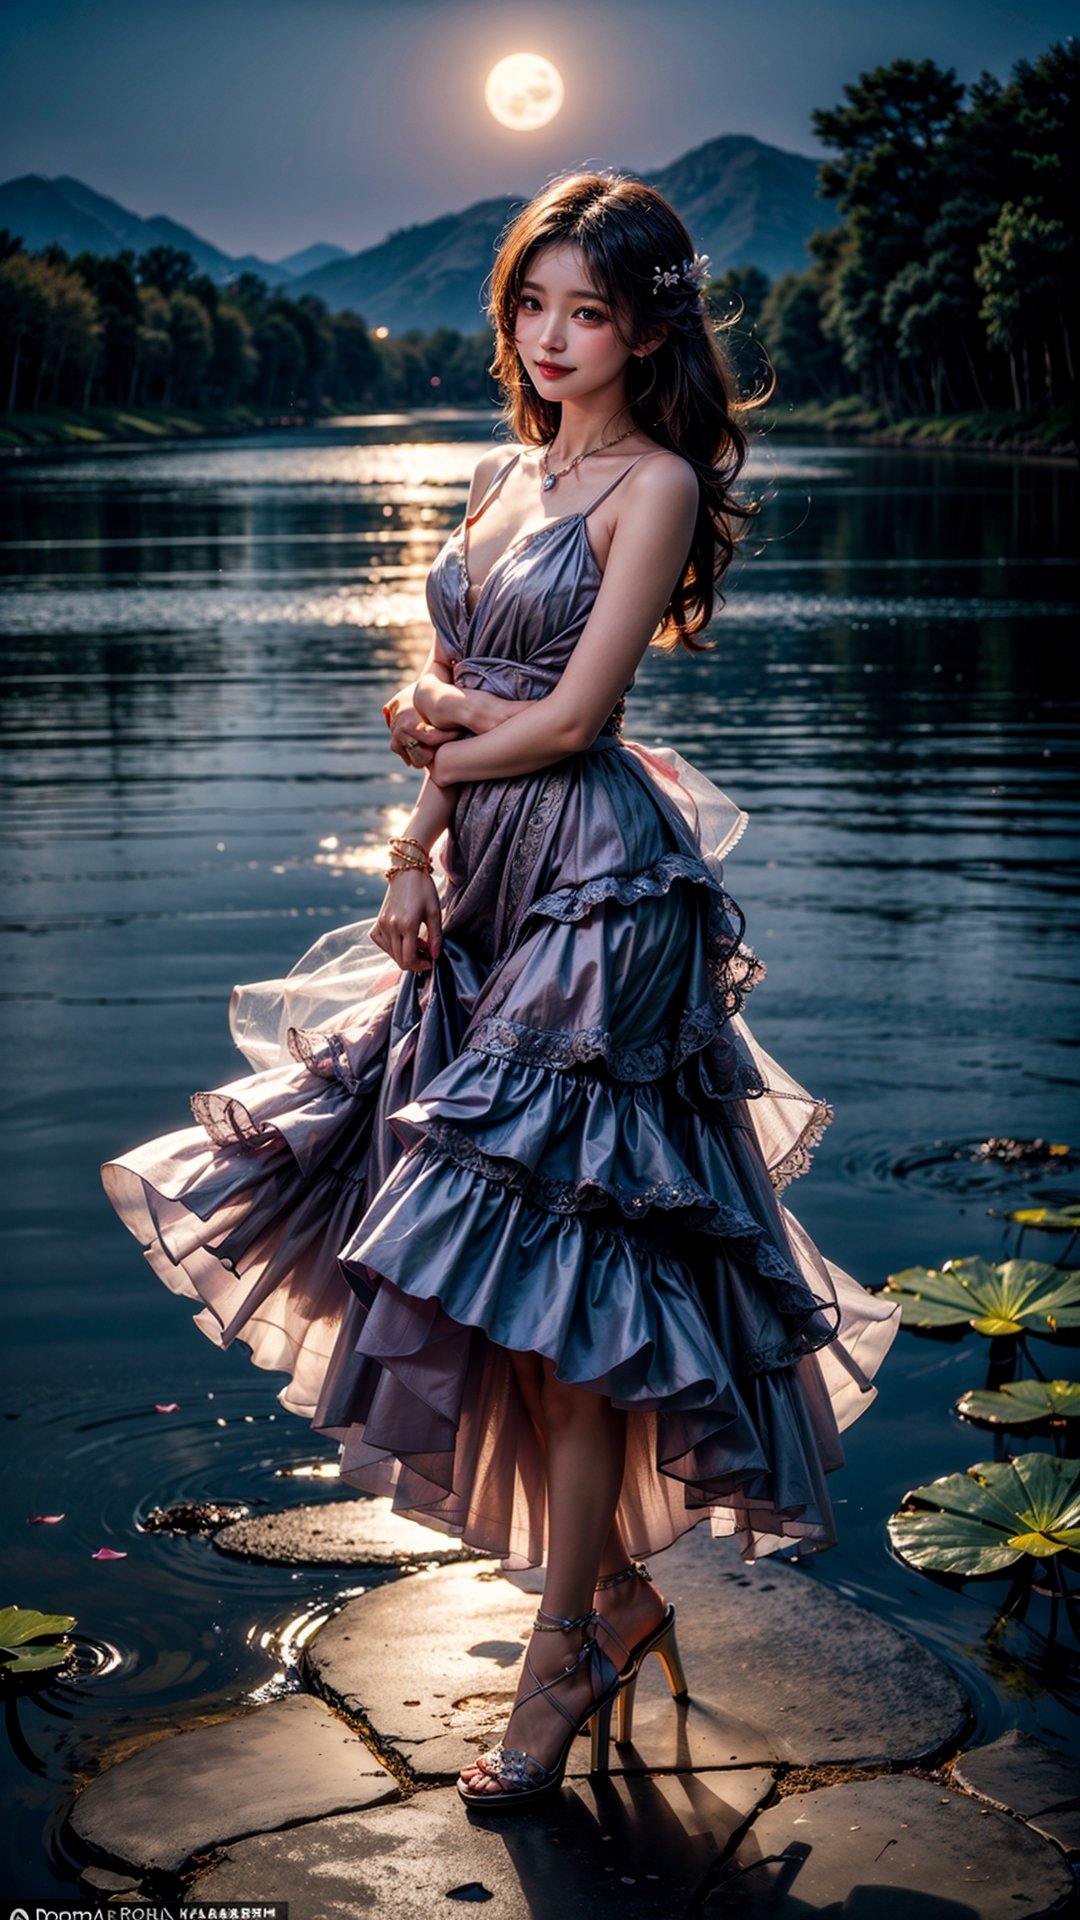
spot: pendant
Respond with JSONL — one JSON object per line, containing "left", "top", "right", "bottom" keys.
{"left": 542, "top": 472, "right": 557, "bottom": 491}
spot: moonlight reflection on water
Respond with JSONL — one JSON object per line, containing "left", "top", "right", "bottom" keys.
{"left": 0, "top": 421, "right": 1076, "bottom": 1895}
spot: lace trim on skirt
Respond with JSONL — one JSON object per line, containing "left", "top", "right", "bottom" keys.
{"left": 415, "top": 1124, "right": 842, "bottom": 1375}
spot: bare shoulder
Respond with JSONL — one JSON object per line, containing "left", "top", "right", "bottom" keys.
{"left": 629, "top": 448, "right": 699, "bottom": 508}
{"left": 465, "top": 442, "right": 519, "bottom": 514}
{"left": 616, "top": 447, "right": 699, "bottom": 534}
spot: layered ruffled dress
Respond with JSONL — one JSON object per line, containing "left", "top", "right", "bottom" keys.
{"left": 101, "top": 446, "right": 900, "bottom": 1568}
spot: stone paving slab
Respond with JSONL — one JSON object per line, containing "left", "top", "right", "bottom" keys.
{"left": 213, "top": 1494, "right": 487, "bottom": 1566}
{"left": 78, "top": 1865, "right": 144, "bottom": 1896}
{"left": 702, "top": 1772, "right": 1077, "bottom": 1917}
{"left": 189, "top": 1771, "right": 775, "bottom": 1915}
{"left": 305, "top": 1524, "right": 972, "bottom": 1781}
{"left": 305, "top": 1558, "right": 768, "bottom": 1782}
{"left": 305, "top": 1560, "right": 580, "bottom": 1779}
{"left": 65, "top": 1516, "right": 979, "bottom": 1896}
{"left": 950, "top": 1729, "right": 1080, "bottom": 1858}
{"left": 67, "top": 1693, "right": 398, "bottom": 1876}
{"left": 636, "top": 1523, "right": 972, "bottom": 1770}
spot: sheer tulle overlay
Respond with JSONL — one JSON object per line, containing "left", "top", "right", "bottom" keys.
{"left": 101, "top": 449, "right": 901, "bottom": 1567}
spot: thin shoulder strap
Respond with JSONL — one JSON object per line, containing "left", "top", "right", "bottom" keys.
{"left": 465, "top": 449, "right": 523, "bottom": 526}
{"left": 580, "top": 451, "right": 665, "bottom": 519}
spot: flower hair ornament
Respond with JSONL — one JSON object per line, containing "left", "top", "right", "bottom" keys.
{"left": 652, "top": 252, "right": 712, "bottom": 297}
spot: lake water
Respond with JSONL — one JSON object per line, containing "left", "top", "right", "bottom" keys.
{"left": 1, "top": 415, "right": 1077, "bottom": 1894}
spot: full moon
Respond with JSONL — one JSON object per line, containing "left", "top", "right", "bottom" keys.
{"left": 485, "top": 53, "right": 564, "bottom": 131}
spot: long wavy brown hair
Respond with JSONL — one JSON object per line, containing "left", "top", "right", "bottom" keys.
{"left": 484, "top": 169, "right": 771, "bottom": 653}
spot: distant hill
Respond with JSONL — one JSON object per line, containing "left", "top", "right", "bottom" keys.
{"left": 0, "top": 135, "right": 837, "bottom": 326}
{"left": 291, "top": 135, "right": 837, "bottom": 329}
{"left": 0, "top": 175, "right": 294, "bottom": 286}
{"left": 275, "top": 241, "right": 350, "bottom": 276}
{"left": 290, "top": 195, "right": 525, "bottom": 332}
{"left": 645, "top": 134, "right": 836, "bottom": 284}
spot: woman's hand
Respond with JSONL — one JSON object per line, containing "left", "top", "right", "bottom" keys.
{"left": 370, "top": 868, "right": 443, "bottom": 973}
{"left": 383, "top": 685, "right": 461, "bottom": 769}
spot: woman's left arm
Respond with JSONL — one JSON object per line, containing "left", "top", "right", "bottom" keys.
{"left": 427, "top": 456, "right": 700, "bottom": 787}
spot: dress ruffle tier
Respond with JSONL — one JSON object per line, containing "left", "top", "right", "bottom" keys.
{"left": 101, "top": 738, "right": 900, "bottom": 1567}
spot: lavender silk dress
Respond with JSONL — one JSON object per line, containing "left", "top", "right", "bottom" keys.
{"left": 100, "top": 447, "right": 900, "bottom": 1568}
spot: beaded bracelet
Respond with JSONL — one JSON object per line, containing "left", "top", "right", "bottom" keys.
{"left": 384, "top": 848, "right": 433, "bottom": 881}
{"left": 388, "top": 834, "right": 430, "bottom": 859}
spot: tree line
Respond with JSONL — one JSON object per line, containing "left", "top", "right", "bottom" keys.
{"left": 0, "top": 239, "right": 495, "bottom": 416}
{"left": 0, "top": 39, "right": 1074, "bottom": 426}
{"left": 725, "top": 39, "right": 1076, "bottom": 419}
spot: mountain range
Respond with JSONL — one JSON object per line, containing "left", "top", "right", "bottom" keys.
{"left": 0, "top": 174, "right": 348, "bottom": 289}
{"left": 0, "top": 136, "right": 837, "bottom": 332}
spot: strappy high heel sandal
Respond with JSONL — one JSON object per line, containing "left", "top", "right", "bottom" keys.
{"left": 594, "top": 1559, "right": 689, "bottom": 1747}
{"left": 457, "top": 1605, "right": 623, "bottom": 1811}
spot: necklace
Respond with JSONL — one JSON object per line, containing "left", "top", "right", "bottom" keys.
{"left": 540, "top": 421, "right": 637, "bottom": 492}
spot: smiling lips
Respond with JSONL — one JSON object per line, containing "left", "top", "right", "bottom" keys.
{"left": 537, "top": 361, "right": 574, "bottom": 378}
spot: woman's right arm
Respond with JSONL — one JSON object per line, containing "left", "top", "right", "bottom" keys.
{"left": 386, "top": 639, "right": 533, "bottom": 760}
{"left": 413, "top": 674, "right": 535, "bottom": 735}
{"left": 369, "top": 771, "right": 455, "bottom": 973}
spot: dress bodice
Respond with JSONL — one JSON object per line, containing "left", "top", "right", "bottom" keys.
{"left": 424, "top": 448, "right": 663, "bottom": 732}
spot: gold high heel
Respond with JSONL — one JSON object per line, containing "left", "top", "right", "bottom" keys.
{"left": 594, "top": 1559, "right": 690, "bottom": 1747}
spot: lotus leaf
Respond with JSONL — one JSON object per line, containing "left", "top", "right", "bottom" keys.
{"left": 888, "top": 1454, "right": 1080, "bottom": 1576}
{"left": 0, "top": 1604, "right": 76, "bottom": 1677}
{"left": 1006, "top": 1204, "right": 1080, "bottom": 1232}
{"left": 882, "top": 1256, "right": 1080, "bottom": 1336}
{"left": 957, "top": 1380, "right": 1080, "bottom": 1428}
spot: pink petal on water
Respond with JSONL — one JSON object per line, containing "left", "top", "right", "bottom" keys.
{"left": 91, "top": 1547, "right": 128, "bottom": 1560}
{"left": 154, "top": 1402, "right": 180, "bottom": 1413}
{"left": 28, "top": 1513, "right": 65, "bottom": 1524}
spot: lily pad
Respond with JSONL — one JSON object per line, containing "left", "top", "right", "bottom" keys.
{"left": 0, "top": 1604, "right": 77, "bottom": 1678}
{"left": 1005, "top": 1204, "right": 1080, "bottom": 1232}
{"left": 888, "top": 1454, "right": 1080, "bottom": 1576}
{"left": 882, "top": 1256, "right": 1080, "bottom": 1336}
{"left": 956, "top": 1380, "right": 1080, "bottom": 1429}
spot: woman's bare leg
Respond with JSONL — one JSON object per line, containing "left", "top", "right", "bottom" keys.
{"left": 592, "top": 1452, "right": 668, "bottom": 1673}
{"left": 539, "top": 1357, "right": 625, "bottom": 1614}
{"left": 511, "top": 1354, "right": 670, "bottom": 1656}
{"left": 461, "top": 1356, "right": 627, "bottom": 1794}
{"left": 591, "top": 1515, "right": 668, "bottom": 1674}
{"left": 598, "top": 1516, "right": 631, "bottom": 1578}
{"left": 510, "top": 1350, "right": 637, "bottom": 1581}
{"left": 509, "top": 1348, "right": 546, "bottom": 1452}
{"left": 511, "top": 1353, "right": 670, "bottom": 1651}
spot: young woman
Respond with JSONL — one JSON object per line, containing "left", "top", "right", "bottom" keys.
{"left": 101, "top": 171, "right": 900, "bottom": 1813}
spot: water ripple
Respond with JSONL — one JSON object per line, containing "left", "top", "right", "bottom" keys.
{"left": 0, "top": 581, "right": 1074, "bottom": 638}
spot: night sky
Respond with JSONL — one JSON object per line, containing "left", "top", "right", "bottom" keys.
{"left": 1, "top": 0, "right": 1073, "bottom": 262}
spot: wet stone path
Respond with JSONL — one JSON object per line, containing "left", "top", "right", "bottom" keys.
{"left": 69, "top": 1506, "right": 1079, "bottom": 1917}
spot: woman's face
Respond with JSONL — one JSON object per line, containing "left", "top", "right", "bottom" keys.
{"left": 513, "top": 242, "right": 635, "bottom": 405}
